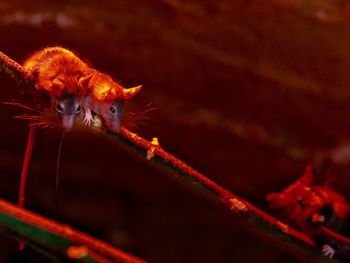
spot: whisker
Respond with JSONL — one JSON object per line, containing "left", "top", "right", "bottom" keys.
{"left": 15, "top": 114, "right": 47, "bottom": 120}
{"left": 122, "top": 103, "right": 158, "bottom": 130}
{"left": 101, "top": 121, "right": 109, "bottom": 130}
{"left": 325, "top": 165, "right": 336, "bottom": 186}
{"left": 2, "top": 101, "right": 42, "bottom": 114}
{"left": 126, "top": 113, "right": 154, "bottom": 121}
{"left": 130, "top": 103, "right": 158, "bottom": 117}
{"left": 31, "top": 121, "right": 55, "bottom": 129}
{"left": 127, "top": 119, "right": 147, "bottom": 126}
{"left": 128, "top": 115, "right": 155, "bottom": 122}
{"left": 137, "top": 107, "right": 158, "bottom": 116}
{"left": 4, "top": 101, "right": 55, "bottom": 128}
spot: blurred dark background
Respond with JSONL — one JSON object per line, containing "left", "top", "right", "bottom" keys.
{"left": 1, "top": 0, "right": 350, "bottom": 262}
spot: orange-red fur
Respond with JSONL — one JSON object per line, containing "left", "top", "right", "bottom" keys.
{"left": 86, "top": 71, "right": 124, "bottom": 102}
{"left": 24, "top": 47, "right": 92, "bottom": 98}
{"left": 267, "top": 165, "right": 350, "bottom": 258}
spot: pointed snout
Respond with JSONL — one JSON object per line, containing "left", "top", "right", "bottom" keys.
{"left": 109, "top": 121, "right": 121, "bottom": 134}
{"left": 61, "top": 115, "right": 75, "bottom": 131}
{"left": 266, "top": 193, "right": 286, "bottom": 209}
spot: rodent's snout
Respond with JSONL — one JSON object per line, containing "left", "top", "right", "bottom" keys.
{"left": 109, "top": 121, "right": 121, "bottom": 133}
{"left": 266, "top": 193, "right": 277, "bottom": 206}
{"left": 61, "top": 115, "right": 75, "bottom": 131}
{"left": 266, "top": 193, "right": 287, "bottom": 209}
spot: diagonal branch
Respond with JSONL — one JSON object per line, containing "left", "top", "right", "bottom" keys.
{"left": 0, "top": 50, "right": 344, "bottom": 262}
{"left": 0, "top": 198, "right": 146, "bottom": 263}
{"left": 0, "top": 51, "right": 33, "bottom": 85}
{"left": 103, "top": 128, "right": 339, "bottom": 262}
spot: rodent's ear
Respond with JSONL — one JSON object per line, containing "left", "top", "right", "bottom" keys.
{"left": 38, "top": 79, "right": 62, "bottom": 97}
{"left": 51, "top": 79, "right": 64, "bottom": 97}
{"left": 299, "top": 164, "right": 317, "bottom": 186}
{"left": 78, "top": 73, "right": 94, "bottom": 90}
{"left": 122, "top": 85, "right": 142, "bottom": 100}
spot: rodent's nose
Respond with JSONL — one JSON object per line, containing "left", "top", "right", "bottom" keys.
{"left": 62, "top": 116, "right": 75, "bottom": 131}
{"left": 266, "top": 193, "right": 284, "bottom": 208}
{"left": 107, "top": 121, "right": 121, "bottom": 134}
{"left": 112, "top": 122, "right": 121, "bottom": 133}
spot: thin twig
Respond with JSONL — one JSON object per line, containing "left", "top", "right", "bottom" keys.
{"left": 18, "top": 124, "right": 36, "bottom": 208}
{"left": 18, "top": 123, "right": 36, "bottom": 250}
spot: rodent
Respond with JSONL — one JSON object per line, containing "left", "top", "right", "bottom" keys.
{"left": 267, "top": 164, "right": 350, "bottom": 259}
{"left": 82, "top": 71, "right": 142, "bottom": 133}
{"left": 23, "top": 46, "right": 93, "bottom": 131}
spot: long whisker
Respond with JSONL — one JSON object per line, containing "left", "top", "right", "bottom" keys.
{"left": 128, "top": 115, "right": 155, "bottom": 122}
{"left": 122, "top": 103, "right": 158, "bottom": 130}
{"left": 15, "top": 114, "right": 48, "bottom": 120}
{"left": 129, "top": 103, "right": 158, "bottom": 117}
{"left": 4, "top": 101, "right": 55, "bottom": 128}
{"left": 2, "top": 101, "right": 42, "bottom": 114}
{"left": 127, "top": 118, "right": 149, "bottom": 126}
{"left": 126, "top": 113, "right": 155, "bottom": 121}
{"left": 325, "top": 165, "right": 336, "bottom": 185}
{"left": 31, "top": 121, "right": 55, "bottom": 129}
{"left": 137, "top": 107, "right": 158, "bottom": 116}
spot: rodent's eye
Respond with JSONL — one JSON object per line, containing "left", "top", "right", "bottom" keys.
{"left": 56, "top": 104, "right": 63, "bottom": 113}
{"left": 297, "top": 198, "right": 305, "bottom": 206}
{"left": 76, "top": 105, "right": 81, "bottom": 113}
{"left": 109, "top": 107, "right": 116, "bottom": 114}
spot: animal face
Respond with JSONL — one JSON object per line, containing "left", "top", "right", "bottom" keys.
{"left": 267, "top": 165, "right": 349, "bottom": 230}
{"left": 101, "top": 100, "right": 124, "bottom": 133}
{"left": 54, "top": 95, "right": 81, "bottom": 131}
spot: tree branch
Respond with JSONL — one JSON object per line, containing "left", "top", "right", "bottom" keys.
{"left": 103, "top": 128, "right": 340, "bottom": 262}
{"left": 0, "top": 51, "right": 33, "bottom": 85}
{"left": 0, "top": 198, "right": 146, "bottom": 263}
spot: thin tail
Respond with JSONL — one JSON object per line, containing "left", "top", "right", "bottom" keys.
{"left": 54, "top": 131, "right": 66, "bottom": 220}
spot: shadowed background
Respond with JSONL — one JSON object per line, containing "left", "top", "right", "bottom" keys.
{"left": 0, "top": 0, "right": 350, "bottom": 262}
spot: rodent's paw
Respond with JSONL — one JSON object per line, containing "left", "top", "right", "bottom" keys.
{"left": 83, "top": 111, "right": 93, "bottom": 126}
{"left": 83, "top": 118, "right": 93, "bottom": 126}
{"left": 312, "top": 213, "right": 325, "bottom": 223}
{"left": 322, "top": 244, "right": 335, "bottom": 258}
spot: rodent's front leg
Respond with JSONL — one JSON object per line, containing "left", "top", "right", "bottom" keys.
{"left": 322, "top": 244, "right": 335, "bottom": 258}
{"left": 83, "top": 108, "right": 93, "bottom": 126}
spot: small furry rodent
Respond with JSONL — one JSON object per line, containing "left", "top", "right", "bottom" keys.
{"left": 267, "top": 164, "right": 350, "bottom": 259}
{"left": 82, "top": 71, "right": 142, "bottom": 133}
{"left": 23, "top": 46, "right": 92, "bottom": 130}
